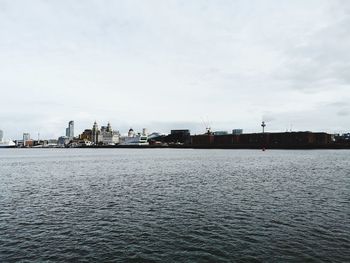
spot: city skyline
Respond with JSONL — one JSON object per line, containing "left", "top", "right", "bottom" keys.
{"left": 1, "top": 0, "right": 350, "bottom": 139}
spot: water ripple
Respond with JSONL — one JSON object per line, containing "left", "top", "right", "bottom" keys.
{"left": 0, "top": 149, "right": 349, "bottom": 262}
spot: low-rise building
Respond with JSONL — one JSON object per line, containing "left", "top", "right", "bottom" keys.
{"left": 80, "top": 129, "right": 92, "bottom": 141}
{"left": 58, "top": 136, "right": 70, "bottom": 146}
{"left": 190, "top": 131, "right": 332, "bottom": 148}
{"left": 232, "top": 129, "right": 243, "bottom": 135}
{"left": 102, "top": 124, "right": 119, "bottom": 145}
{"left": 213, "top": 131, "right": 228, "bottom": 136}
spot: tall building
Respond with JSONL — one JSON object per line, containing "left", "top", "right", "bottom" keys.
{"left": 65, "top": 121, "right": 74, "bottom": 140}
{"left": 92, "top": 121, "right": 101, "bottom": 144}
{"left": 23, "top": 133, "right": 31, "bottom": 147}
{"left": 0, "top": 130, "right": 3, "bottom": 142}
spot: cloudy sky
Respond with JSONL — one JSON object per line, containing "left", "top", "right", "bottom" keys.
{"left": 0, "top": 0, "right": 349, "bottom": 139}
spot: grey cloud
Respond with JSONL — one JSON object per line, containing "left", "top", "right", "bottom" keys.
{"left": 1, "top": 0, "right": 350, "bottom": 139}
{"left": 337, "top": 110, "right": 350, "bottom": 116}
{"left": 276, "top": 6, "right": 350, "bottom": 92}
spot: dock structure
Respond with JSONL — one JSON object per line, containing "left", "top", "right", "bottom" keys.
{"left": 189, "top": 132, "right": 334, "bottom": 149}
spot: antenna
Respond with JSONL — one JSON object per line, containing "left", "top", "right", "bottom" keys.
{"left": 206, "top": 116, "right": 212, "bottom": 134}
{"left": 201, "top": 117, "right": 212, "bottom": 134}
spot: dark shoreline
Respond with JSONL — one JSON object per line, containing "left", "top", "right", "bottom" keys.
{"left": 6, "top": 144, "right": 350, "bottom": 150}
{"left": 82, "top": 145, "right": 350, "bottom": 149}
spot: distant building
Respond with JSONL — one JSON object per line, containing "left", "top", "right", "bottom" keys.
{"left": 80, "top": 129, "right": 92, "bottom": 141}
{"left": 0, "top": 129, "right": 3, "bottom": 142}
{"left": 142, "top": 128, "right": 148, "bottom": 136}
{"left": 101, "top": 122, "right": 119, "bottom": 145}
{"left": 65, "top": 121, "right": 74, "bottom": 140}
{"left": 47, "top": 139, "right": 58, "bottom": 147}
{"left": 190, "top": 131, "right": 332, "bottom": 148}
{"left": 163, "top": 129, "right": 191, "bottom": 144}
{"left": 213, "top": 131, "right": 228, "bottom": 136}
{"left": 171, "top": 129, "right": 190, "bottom": 136}
{"left": 23, "top": 133, "right": 31, "bottom": 147}
{"left": 148, "top": 132, "right": 164, "bottom": 139}
{"left": 334, "top": 133, "right": 350, "bottom": 143}
{"left": 58, "top": 136, "right": 70, "bottom": 146}
{"left": 232, "top": 129, "right": 243, "bottom": 135}
{"left": 92, "top": 121, "right": 102, "bottom": 144}
{"left": 128, "top": 128, "right": 135, "bottom": 137}
{"left": 91, "top": 121, "right": 119, "bottom": 145}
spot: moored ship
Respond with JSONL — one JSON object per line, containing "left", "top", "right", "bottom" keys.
{"left": 119, "top": 128, "right": 149, "bottom": 146}
{"left": 0, "top": 130, "right": 16, "bottom": 148}
{"left": 0, "top": 140, "right": 16, "bottom": 148}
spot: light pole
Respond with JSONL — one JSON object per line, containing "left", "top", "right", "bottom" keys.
{"left": 261, "top": 121, "right": 267, "bottom": 151}
{"left": 261, "top": 121, "right": 266, "bottom": 133}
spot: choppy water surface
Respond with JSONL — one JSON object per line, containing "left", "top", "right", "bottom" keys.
{"left": 0, "top": 149, "right": 349, "bottom": 262}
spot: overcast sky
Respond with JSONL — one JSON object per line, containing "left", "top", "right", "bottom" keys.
{"left": 1, "top": 0, "right": 350, "bottom": 139}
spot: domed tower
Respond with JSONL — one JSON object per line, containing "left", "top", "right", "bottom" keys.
{"left": 128, "top": 128, "right": 134, "bottom": 137}
{"left": 92, "top": 121, "right": 100, "bottom": 144}
{"left": 106, "top": 122, "right": 112, "bottom": 133}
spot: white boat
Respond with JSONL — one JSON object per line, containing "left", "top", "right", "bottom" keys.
{"left": 0, "top": 140, "right": 16, "bottom": 148}
{"left": 118, "top": 128, "right": 149, "bottom": 146}
{"left": 120, "top": 129, "right": 149, "bottom": 146}
{"left": 120, "top": 135, "right": 149, "bottom": 145}
{"left": 0, "top": 130, "right": 16, "bottom": 148}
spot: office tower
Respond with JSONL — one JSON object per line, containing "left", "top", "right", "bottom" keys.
{"left": 66, "top": 121, "right": 74, "bottom": 140}
{"left": 23, "top": 133, "right": 30, "bottom": 147}
{"left": 92, "top": 121, "right": 102, "bottom": 144}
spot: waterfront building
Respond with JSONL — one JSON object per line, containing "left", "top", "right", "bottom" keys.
{"left": 169, "top": 129, "right": 191, "bottom": 144}
{"left": 23, "top": 133, "right": 30, "bottom": 141}
{"left": 91, "top": 121, "right": 102, "bottom": 144}
{"left": 23, "top": 133, "right": 31, "bottom": 147}
{"left": 100, "top": 122, "right": 119, "bottom": 145}
{"left": 47, "top": 139, "right": 58, "bottom": 146}
{"left": 128, "top": 128, "right": 135, "bottom": 137}
{"left": 58, "top": 136, "right": 70, "bottom": 146}
{"left": 170, "top": 130, "right": 190, "bottom": 136}
{"left": 0, "top": 129, "right": 3, "bottom": 142}
{"left": 148, "top": 132, "right": 164, "bottom": 140}
{"left": 213, "top": 131, "right": 228, "bottom": 136}
{"left": 334, "top": 133, "right": 350, "bottom": 143}
{"left": 142, "top": 128, "right": 148, "bottom": 136}
{"left": 65, "top": 121, "right": 74, "bottom": 140}
{"left": 91, "top": 121, "right": 119, "bottom": 145}
{"left": 232, "top": 129, "right": 243, "bottom": 135}
{"left": 80, "top": 129, "right": 92, "bottom": 141}
{"left": 190, "top": 131, "right": 332, "bottom": 148}
{"left": 149, "top": 130, "right": 190, "bottom": 145}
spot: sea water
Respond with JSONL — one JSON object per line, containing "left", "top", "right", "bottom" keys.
{"left": 0, "top": 149, "right": 349, "bottom": 262}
